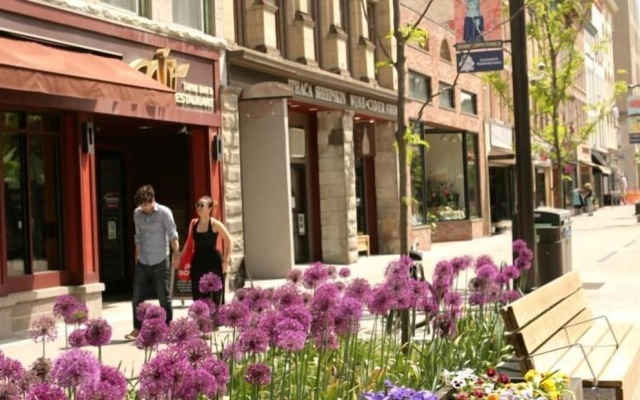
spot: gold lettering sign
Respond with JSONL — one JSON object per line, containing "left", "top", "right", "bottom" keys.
{"left": 130, "top": 49, "right": 215, "bottom": 111}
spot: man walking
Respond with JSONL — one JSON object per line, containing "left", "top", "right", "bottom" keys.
{"left": 620, "top": 174, "right": 628, "bottom": 205}
{"left": 125, "top": 184, "right": 180, "bottom": 340}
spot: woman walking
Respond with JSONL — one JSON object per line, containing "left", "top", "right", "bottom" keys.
{"left": 180, "top": 196, "right": 233, "bottom": 305}
{"left": 583, "top": 183, "right": 594, "bottom": 217}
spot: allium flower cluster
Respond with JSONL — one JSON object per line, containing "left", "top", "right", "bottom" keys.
{"left": 138, "top": 349, "right": 189, "bottom": 398}
{"left": 135, "top": 319, "right": 168, "bottom": 350}
{"left": 245, "top": 362, "right": 271, "bottom": 386}
{"left": 302, "top": 262, "right": 331, "bottom": 289}
{"left": 242, "top": 287, "right": 273, "bottom": 313}
{"left": 0, "top": 351, "right": 26, "bottom": 383}
{"left": 167, "top": 318, "right": 200, "bottom": 344}
{"left": 53, "top": 295, "right": 83, "bottom": 323}
{"left": 360, "top": 379, "right": 438, "bottom": 400}
{"left": 84, "top": 318, "right": 112, "bottom": 347}
{"left": 513, "top": 239, "right": 534, "bottom": 272}
{"left": 199, "top": 272, "right": 223, "bottom": 294}
{"left": 77, "top": 365, "right": 127, "bottom": 400}
{"left": 51, "top": 348, "right": 100, "bottom": 389}
{"left": 69, "top": 329, "right": 87, "bottom": 348}
{"left": 29, "top": 316, "right": 58, "bottom": 343}
{"left": 26, "top": 382, "right": 66, "bottom": 400}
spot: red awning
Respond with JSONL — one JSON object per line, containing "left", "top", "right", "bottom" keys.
{"left": 0, "top": 36, "right": 175, "bottom": 108}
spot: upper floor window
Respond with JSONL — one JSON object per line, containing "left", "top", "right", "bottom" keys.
{"left": 409, "top": 71, "right": 431, "bottom": 102}
{"left": 365, "top": 1, "right": 376, "bottom": 41}
{"left": 439, "top": 82, "right": 455, "bottom": 109}
{"left": 173, "top": 0, "right": 210, "bottom": 32}
{"left": 461, "top": 91, "right": 478, "bottom": 115}
{"left": 440, "top": 39, "right": 452, "bottom": 62}
{"left": 102, "top": 0, "right": 139, "bottom": 13}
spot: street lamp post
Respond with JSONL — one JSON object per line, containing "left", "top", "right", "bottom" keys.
{"left": 509, "top": 0, "right": 537, "bottom": 289}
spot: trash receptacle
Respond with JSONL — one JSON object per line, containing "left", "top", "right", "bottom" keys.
{"left": 533, "top": 207, "right": 572, "bottom": 287}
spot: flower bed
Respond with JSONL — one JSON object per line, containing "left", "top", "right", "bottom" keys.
{"left": 0, "top": 241, "right": 534, "bottom": 399}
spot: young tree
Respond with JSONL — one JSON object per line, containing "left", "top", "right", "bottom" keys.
{"left": 484, "top": 0, "right": 626, "bottom": 207}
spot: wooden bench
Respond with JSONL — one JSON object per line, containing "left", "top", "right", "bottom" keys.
{"left": 500, "top": 271, "right": 640, "bottom": 400}
{"left": 357, "top": 235, "right": 370, "bottom": 256}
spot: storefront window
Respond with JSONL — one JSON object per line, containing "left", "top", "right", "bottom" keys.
{"left": 466, "top": 133, "right": 481, "bottom": 218}
{"left": 1, "top": 112, "right": 63, "bottom": 276}
{"left": 461, "top": 91, "right": 478, "bottom": 115}
{"left": 409, "top": 71, "right": 431, "bottom": 102}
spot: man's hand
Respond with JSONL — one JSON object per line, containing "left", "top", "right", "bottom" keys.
{"left": 171, "top": 252, "right": 181, "bottom": 269}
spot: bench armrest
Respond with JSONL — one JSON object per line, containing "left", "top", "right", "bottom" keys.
{"left": 525, "top": 343, "right": 601, "bottom": 387}
{"left": 562, "top": 315, "right": 620, "bottom": 348}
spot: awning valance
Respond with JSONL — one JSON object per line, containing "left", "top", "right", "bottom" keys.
{"left": 0, "top": 36, "right": 175, "bottom": 108}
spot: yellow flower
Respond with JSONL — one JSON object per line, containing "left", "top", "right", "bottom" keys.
{"left": 540, "top": 380, "right": 557, "bottom": 393}
{"left": 524, "top": 370, "right": 538, "bottom": 382}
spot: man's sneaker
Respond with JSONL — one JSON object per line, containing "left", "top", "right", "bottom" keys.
{"left": 124, "top": 329, "right": 139, "bottom": 341}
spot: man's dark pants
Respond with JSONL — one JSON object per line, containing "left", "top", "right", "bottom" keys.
{"left": 132, "top": 259, "right": 173, "bottom": 330}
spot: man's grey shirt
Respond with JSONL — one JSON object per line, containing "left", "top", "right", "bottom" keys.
{"left": 134, "top": 203, "right": 179, "bottom": 266}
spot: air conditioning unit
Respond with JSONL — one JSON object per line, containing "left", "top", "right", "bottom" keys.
{"left": 289, "top": 127, "right": 306, "bottom": 158}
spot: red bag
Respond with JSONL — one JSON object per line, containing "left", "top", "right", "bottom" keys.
{"left": 178, "top": 219, "right": 197, "bottom": 282}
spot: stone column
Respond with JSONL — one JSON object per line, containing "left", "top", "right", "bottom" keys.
{"left": 374, "top": 0, "right": 397, "bottom": 90}
{"left": 374, "top": 120, "right": 400, "bottom": 254}
{"left": 220, "top": 86, "right": 245, "bottom": 273}
{"left": 317, "top": 111, "right": 358, "bottom": 264}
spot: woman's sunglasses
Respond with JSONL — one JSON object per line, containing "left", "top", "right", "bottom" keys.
{"left": 196, "top": 202, "right": 209, "bottom": 208}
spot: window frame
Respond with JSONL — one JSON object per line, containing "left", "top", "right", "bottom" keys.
{"left": 461, "top": 90, "right": 478, "bottom": 115}
{"left": 438, "top": 82, "right": 455, "bottom": 109}
{"left": 408, "top": 71, "right": 431, "bottom": 102}
{"left": 1, "top": 111, "right": 64, "bottom": 278}
{"left": 172, "top": 0, "right": 211, "bottom": 32}
{"left": 101, "top": 0, "right": 142, "bottom": 14}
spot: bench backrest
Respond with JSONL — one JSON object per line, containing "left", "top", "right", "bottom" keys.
{"left": 501, "top": 271, "right": 593, "bottom": 363}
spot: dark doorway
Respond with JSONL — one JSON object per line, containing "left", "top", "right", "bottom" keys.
{"left": 291, "top": 164, "right": 309, "bottom": 263}
{"left": 97, "top": 151, "right": 130, "bottom": 296}
{"left": 489, "top": 166, "right": 514, "bottom": 222}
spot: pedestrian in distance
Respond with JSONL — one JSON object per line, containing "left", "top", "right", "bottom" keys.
{"left": 125, "top": 184, "right": 180, "bottom": 340}
{"left": 620, "top": 174, "right": 628, "bottom": 205}
{"left": 572, "top": 188, "right": 584, "bottom": 215}
{"left": 583, "top": 183, "right": 594, "bottom": 217}
{"left": 178, "top": 196, "right": 233, "bottom": 305}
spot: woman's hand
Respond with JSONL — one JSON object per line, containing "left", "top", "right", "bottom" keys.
{"left": 222, "top": 259, "right": 230, "bottom": 273}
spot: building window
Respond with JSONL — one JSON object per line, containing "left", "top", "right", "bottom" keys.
{"left": 461, "top": 91, "right": 478, "bottom": 115}
{"left": 275, "top": 0, "right": 287, "bottom": 55}
{"left": 365, "top": 2, "right": 376, "bottom": 41}
{"left": 440, "top": 39, "right": 452, "bottom": 62}
{"left": 409, "top": 71, "right": 431, "bottom": 102}
{"left": 439, "top": 82, "right": 454, "bottom": 109}
{"left": 102, "top": 0, "right": 139, "bottom": 13}
{"left": 410, "top": 123, "right": 481, "bottom": 223}
{"left": 312, "top": 0, "right": 322, "bottom": 64}
{"left": 173, "top": 0, "right": 210, "bottom": 31}
{"left": 1, "top": 112, "right": 63, "bottom": 276}
{"left": 339, "top": 0, "right": 349, "bottom": 29}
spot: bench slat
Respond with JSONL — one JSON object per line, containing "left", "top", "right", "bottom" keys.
{"left": 595, "top": 327, "right": 640, "bottom": 395}
{"left": 501, "top": 271, "right": 583, "bottom": 331}
{"left": 514, "top": 288, "right": 590, "bottom": 354}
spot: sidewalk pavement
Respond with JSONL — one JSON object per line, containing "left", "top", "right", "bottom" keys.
{"left": 1, "top": 204, "right": 638, "bottom": 375}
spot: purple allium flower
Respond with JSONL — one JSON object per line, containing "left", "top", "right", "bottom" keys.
{"left": 286, "top": 268, "right": 303, "bottom": 285}
{"left": 476, "top": 263, "right": 498, "bottom": 281}
{"left": 434, "top": 260, "right": 454, "bottom": 280}
{"left": 334, "top": 297, "right": 363, "bottom": 336}
{"left": 338, "top": 267, "right": 351, "bottom": 278}
{"left": 243, "top": 288, "right": 272, "bottom": 313}
{"left": 257, "top": 310, "right": 279, "bottom": 345}
{"left": 515, "top": 248, "right": 533, "bottom": 271}
{"left": 69, "top": 329, "right": 87, "bottom": 348}
{"left": 345, "top": 278, "right": 373, "bottom": 303}
{"left": 175, "top": 368, "right": 218, "bottom": 400}
{"left": 451, "top": 255, "right": 474, "bottom": 275}
{"left": 0, "top": 352, "right": 26, "bottom": 383}
{"left": 476, "top": 254, "right": 495, "bottom": 268}
{"left": 302, "top": 262, "right": 331, "bottom": 289}
{"left": 202, "top": 357, "right": 229, "bottom": 395}
{"left": 279, "top": 304, "right": 312, "bottom": 331}
{"left": 26, "top": 383, "right": 66, "bottom": 400}
{"left": 136, "top": 302, "right": 152, "bottom": 322}
{"left": 385, "top": 259, "right": 410, "bottom": 279}
{"left": 313, "top": 329, "right": 339, "bottom": 350}
{"left": 84, "top": 318, "right": 112, "bottom": 347}
{"left": 443, "top": 292, "right": 462, "bottom": 308}
{"left": 135, "top": 319, "right": 168, "bottom": 349}
{"left": 368, "top": 285, "right": 394, "bottom": 316}
{"left": 418, "top": 295, "right": 439, "bottom": 314}
{"left": 273, "top": 284, "right": 303, "bottom": 310}
{"left": 275, "top": 317, "right": 308, "bottom": 350}
{"left": 188, "top": 300, "right": 211, "bottom": 320}
{"left": 64, "top": 303, "right": 89, "bottom": 326}
{"left": 501, "top": 289, "right": 522, "bottom": 303}
{"left": 512, "top": 239, "right": 528, "bottom": 254}
{"left": 180, "top": 338, "right": 212, "bottom": 367}
{"left": 0, "top": 381, "right": 20, "bottom": 399}
{"left": 485, "top": 282, "right": 502, "bottom": 303}
{"left": 199, "top": 272, "right": 223, "bottom": 294}
{"left": 29, "top": 357, "right": 52, "bottom": 382}
{"left": 51, "top": 348, "right": 100, "bottom": 389}
{"left": 53, "top": 295, "right": 81, "bottom": 321}
{"left": 77, "top": 365, "right": 127, "bottom": 400}
{"left": 245, "top": 363, "right": 271, "bottom": 386}
{"left": 310, "top": 283, "right": 340, "bottom": 315}
{"left": 142, "top": 305, "right": 166, "bottom": 323}
{"left": 30, "top": 316, "right": 58, "bottom": 343}
{"left": 138, "top": 349, "right": 188, "bottom": 399}
{"left": 238, "top": 328, "right": 269, "bottom": 354}
{"left": 221, "top": 342, "right": 243, "bottom": 362}
{"left": 166, "top": 318, "right": 200, "bottom": 345}
{"left": 469, "top": 292, "right": 487, "bottom": 306}
{"left": 217, "top": 302, "right": 251, "bottom": 329}
{"left": 503, "top": 265, "right": 521, "bottom": 280}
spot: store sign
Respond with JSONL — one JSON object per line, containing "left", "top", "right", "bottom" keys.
{"left": 576, "top": 144, "right": 591, "bottom": 164}
{"left": 627, "top": 96, "right": 640, "bottom": 140}
{"left": 287, "top": 79, "right": 397, "bottom": 117}
{"left": 489, "top": 123, "right": 512, "bottom": 150}
{"left": 130, "top": 48, "right": 215, "bottom": 111}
